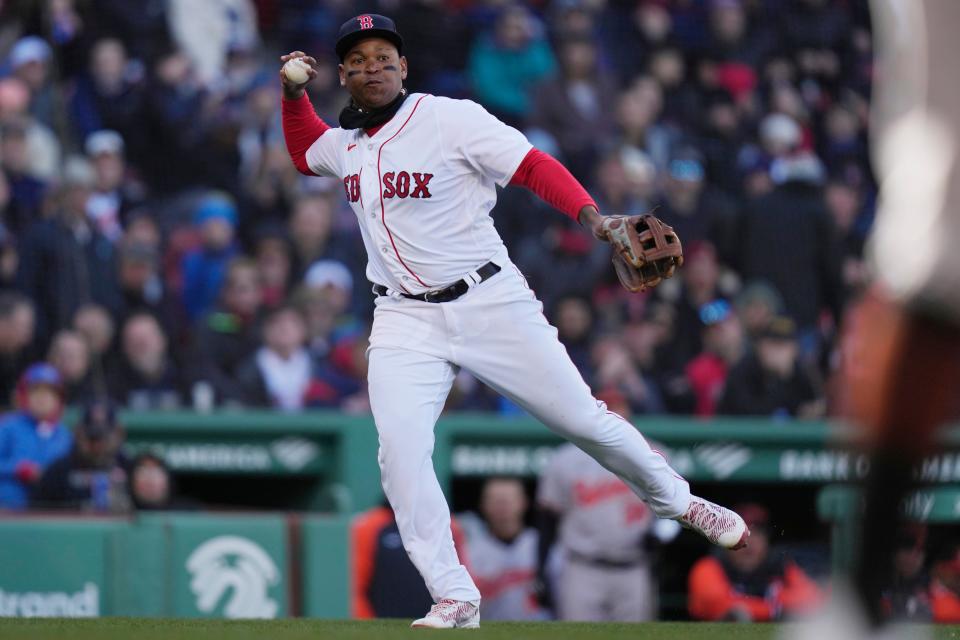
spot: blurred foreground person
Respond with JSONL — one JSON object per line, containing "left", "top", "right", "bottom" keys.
{"left": 787, "top": 1, "right": 960, "bottom": 638}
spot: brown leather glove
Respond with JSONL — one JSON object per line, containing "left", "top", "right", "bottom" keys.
{"left": 599, "top": 213, "right": 684, "bottom": 292}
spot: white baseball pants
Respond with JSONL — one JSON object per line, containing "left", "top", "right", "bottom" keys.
{"left": 367, "top": 263, "right": 691, "bottom": 603}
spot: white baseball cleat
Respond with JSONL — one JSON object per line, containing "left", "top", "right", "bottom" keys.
{"left": 411, "top": 598, "right": 480, "bottom": 629}
{"left": 677, "top": 496, "right": 750, "bottom": 550}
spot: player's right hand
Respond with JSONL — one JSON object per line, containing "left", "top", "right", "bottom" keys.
{"left": 279, "top": 51, "right": 319, "bottom": 99}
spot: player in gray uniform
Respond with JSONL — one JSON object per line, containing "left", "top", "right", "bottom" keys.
{"left": 459, "top": 478, "right": 549, "bottom": 621}
{"left": 537, "top": 443, "right": 680, "bottom": 621}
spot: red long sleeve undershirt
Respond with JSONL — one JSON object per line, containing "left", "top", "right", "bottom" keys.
{"left": 509, "top": 148, "right": 597, "bottom": 221}
{"left": 282, "top": 94, "right": 597, "bottom": 221}
{"left": 282, "top": 93, "right": 328, "bottom": 176}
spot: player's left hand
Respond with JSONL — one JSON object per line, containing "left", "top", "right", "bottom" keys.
{"left": 600, "top": 213, "right": 684, "bottom": 293}
{"left": 577, "top": 206, "right": 607, "bottom": 241}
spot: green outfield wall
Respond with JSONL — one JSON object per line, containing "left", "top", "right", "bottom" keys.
{"left": 1, "top": 414, "right": 957, "bottom": 619}
{"left": 0, "top": 513, "right": 350, "bottom": 619}
{"left": 118, "top": 411, "right": 960, "bottom": 512}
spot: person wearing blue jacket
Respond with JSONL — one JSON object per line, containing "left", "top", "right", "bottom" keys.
{"left": 180, "top": 194, "right": 239, "bottom": 322}
{"left": 0, "top": 363, "right": 73, "bottom": 509}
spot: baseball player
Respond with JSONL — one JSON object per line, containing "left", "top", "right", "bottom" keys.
{"left": 280, "top": 14, "right": 748, "bottom": 629}
{"left": 838, "top": 0, "right": 960, "bottom": 632}
{"left": 458, "top": 477, "right": 549, "bottom": 621}
{"left": 537, "top": 443, "right": 680, "bottom": 621}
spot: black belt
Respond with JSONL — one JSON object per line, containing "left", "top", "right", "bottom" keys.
{"left": 567, "top": 550, "right": 645, "bottom": 569}
{"left": 372, "top": 262, "right": 501, "bottom": 303}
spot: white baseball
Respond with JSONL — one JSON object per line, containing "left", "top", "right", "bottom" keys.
{"left": 282, "top": 58, "right": 310, "bottom": 84}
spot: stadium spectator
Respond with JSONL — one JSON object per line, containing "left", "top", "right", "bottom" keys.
{"left": 688, "top": 503, "right": 823, "bottom": 621}
{"left": 189, "top": 257, "right": 262, "bottom": 405}
{"left": 117, "top": 239, "right": 180, "bottom": 337}
{"left": 84, "top": 130, "right": 144, "bottom": 241}
{"left": 615, "top": 76, "right": 674, "bottom": 173}
{"left": 142, "top": 49, "right": 211, "bottom": 193}
{"left": 166, "top": 0, "right": 259, "bottom": 86}
{"left": 654, "top": 241, "right": 727, "bottom": 377}
{"left": 0, "top": 118, "right": 47, "bottom": 234}
{"left": 253, "top": 227, "right": 292, "bottom": 309}
{"left": 73, "top": 303, "right": 117, "bottom": 370}
{"left": 824, "top": 178, "right": 870, "bottom": 293}
{"left": 108, "top": 312, "right": 183, "bottom": 410}
{"left": 47, "top": 329, "right": 96, "bottom": 405}
{"left": 461, "top": 477, "right": 547, "bottom": 621}
{"left": 605, "top": 2, "right": 672, "bottom": 84}
{"left": 69, "top": 38, "right": 148, "bottom": 160}
{"left": 931, "top": 541, "right": 960, "bottom": 623}
{"left": 235, "top": 304, "right": 318, "bottom": 410}
{"left": 706, "top": 0, "right": 773, "bottom": 70}
{"left": 733, "top": 281, "right": 785, "bottom": 343}
{"left": 8, "top": 36, "right": 56, "bottom": 128}
{"left": 129, "top": 452, "right": 195, "bottom": 510}
{"left": 180, "top": 194, "right": 240, "bottom": 322}
{"left": 302, "top": 260, "right": 361, "bottom": 339}
{"left": 313, "top": 330, "right": 369, "bottom": 414}
{"left": 685, "top": 300, "right": 746, "bottom": 418}
{"left": 530, "top": 37, "right": 615, "bottom": 183}
{"left": 32, "top": 398, "right": 132, "bottom": 513}
{"left": 590, "top": 149, "right": 652, "bottom": 217}
{"left": 0, "top": 363, "right": 72, "bottom": 510}
{"left": 122, "top": 211, "right": 162, "bottom": 250}
{"left": 882, "top": 526, "right": 932, "bottom": 621}
{"left": 0, "top": 76, "right": 60, "bottom": 181}
{"left": 654, "top": 149, "right": 735, "bottom": 252}
{"left": 734, "top": 152, "right": 845, "bottom": 352}
{"left": 553, "top": 297, "right": 593, "bottom": 379}
{"left": 16, "top": 156, "right": 121, "bottom": 346}
{"left": 0, "top": 292, "right": 34, "bottom": 407}
{"left": 351, "top": 500, "right": 470, "bottom": 619}
{"left": 514, "top": 218, "right": 609, "bottom": 314}
{"left": 698, "top": 90, "right": 744, "bottom": 199}
{"left": 718, "top": 316, "right": 822, "bottom": 418}
{"left": 287, "top": 194, "right": 356, "bottom": 282}
{"left": 468, "top": 6, "right": 556, "bottom": 127}
{"left": 591, "top": 334, "right": 664, "bottom": 415}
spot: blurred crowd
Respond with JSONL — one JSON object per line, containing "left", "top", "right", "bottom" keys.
{"left": 0, "top": 0, "right": 874, "bottom": 418}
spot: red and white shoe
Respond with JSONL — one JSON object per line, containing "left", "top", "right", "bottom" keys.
{"left": 677, "top": 496, "right": 750, "bottom": 549}
{"left": 411, "top": 599, "right": 480, "bottom": 629}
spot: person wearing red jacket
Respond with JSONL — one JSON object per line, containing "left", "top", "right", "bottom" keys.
{"left": 930, "top": 542, "right": 960, "bottom": 623}
{"left": 688, "top": 504, "right": 823, "bottom": 621}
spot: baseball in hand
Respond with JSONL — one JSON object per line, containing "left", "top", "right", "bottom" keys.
{"left": 282, "top": 58, "right": 310, "bottom": 84}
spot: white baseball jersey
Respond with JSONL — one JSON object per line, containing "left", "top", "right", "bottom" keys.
{"left": 304, "top": 93, "right": 532, "bottom": 294}
{"left": 538, "top": 443, "right": 655, "bottom": 564}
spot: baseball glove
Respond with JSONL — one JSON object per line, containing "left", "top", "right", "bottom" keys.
{"left": 599, "top": 213, "right": 683, "bottom": 292}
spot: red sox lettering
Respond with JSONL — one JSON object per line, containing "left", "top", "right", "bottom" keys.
{"left": 382, "top": 172, "right": 433, "bottom": 199}
{"left": 342, "top": 171, "right": 434, "bottom": 203}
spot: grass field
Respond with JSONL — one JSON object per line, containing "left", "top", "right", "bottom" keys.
{"left": 1, "top": 619, "right": 959, "bottom": 640}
